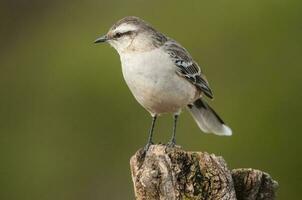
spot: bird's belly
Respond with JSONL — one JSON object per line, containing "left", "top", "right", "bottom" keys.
{"left": 120, "top": 51, "right": 199, "bottom": 114}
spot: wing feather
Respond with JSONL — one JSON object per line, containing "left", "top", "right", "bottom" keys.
{"left": 163, "top": 39, "right": 213, "bottom": 99}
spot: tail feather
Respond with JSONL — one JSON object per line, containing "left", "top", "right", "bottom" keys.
{"left": 187, "top": 98, "right": 232, "bottom": 136}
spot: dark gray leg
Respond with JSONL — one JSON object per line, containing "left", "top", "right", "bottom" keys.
{"left": 168, "top": 114, "right": 179, "bottom": 147}
{"left": 144, "top": 115, "right": 157, "bottom": 151}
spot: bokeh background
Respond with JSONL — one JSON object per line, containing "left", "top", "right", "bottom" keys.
{"left": 0, "top": 0, "right": 301, "bottom": 199}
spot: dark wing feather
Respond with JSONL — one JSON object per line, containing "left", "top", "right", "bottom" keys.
{"left": 164, "top": 39, "right": 213, "bottom": 99}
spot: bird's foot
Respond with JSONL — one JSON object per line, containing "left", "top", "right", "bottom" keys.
{"left": 143, "top": 141, "right": 153, "bottom": 154}
{"left": 166, "top": 139, "right": 176, "bottom": 148}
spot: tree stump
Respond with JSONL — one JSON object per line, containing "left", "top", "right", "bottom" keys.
{"left": 130, "top": 145, "right": 278, "bottom": 200}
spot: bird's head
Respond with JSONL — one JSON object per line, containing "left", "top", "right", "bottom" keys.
{"left": 94, "top": 16, "right": 167, "bottom": 53}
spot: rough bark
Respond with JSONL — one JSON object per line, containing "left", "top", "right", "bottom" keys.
{"left": 130, "top": 145, "right": 278, "bottom": 200}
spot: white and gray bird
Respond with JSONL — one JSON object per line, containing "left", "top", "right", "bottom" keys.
{"left": 95, "top": 16, "right": 232, "bottom": 150}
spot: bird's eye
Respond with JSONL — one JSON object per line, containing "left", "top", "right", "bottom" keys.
{"left": 114, "top": 31, "right": 132, "bottom": 39}
{"left": 115, "top": 32, "right": 122, "bottom": 38}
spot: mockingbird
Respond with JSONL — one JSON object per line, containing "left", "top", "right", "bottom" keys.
{"left": 95, "top": 16, "right": 232, "bottom": 150}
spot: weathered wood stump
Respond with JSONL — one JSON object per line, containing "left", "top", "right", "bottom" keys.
{"left": 130, "top": 145, "right": 278, "bottom": 200}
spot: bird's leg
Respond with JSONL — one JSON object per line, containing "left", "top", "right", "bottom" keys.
{"left": 144, "top": 115, "right": 157, "bottom": 152}
{"left": 167, "top": 114, "right": 179, "bottom": 147}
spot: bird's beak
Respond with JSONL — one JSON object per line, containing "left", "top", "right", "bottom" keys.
{"left": 94, "top": 35, "right": 108, "bottom": 44}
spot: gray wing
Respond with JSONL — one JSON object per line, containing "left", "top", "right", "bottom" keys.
{"left": 163, "top": 39, "right": 213, "bottom": 99}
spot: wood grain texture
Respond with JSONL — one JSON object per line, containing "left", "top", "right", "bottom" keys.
{"left": 130, "top": 145, "right": 278, "bottom": 200}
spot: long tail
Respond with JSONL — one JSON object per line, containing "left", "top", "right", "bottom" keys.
{"left": 187, "top": 98, "right": 232, "bottom": 136}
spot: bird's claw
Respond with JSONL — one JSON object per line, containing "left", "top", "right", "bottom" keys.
{"left": 166, "top": 140, "right": 176, "bottom": 148}
{"left": 143, "top": 141, "right": 153, "bottom": 154}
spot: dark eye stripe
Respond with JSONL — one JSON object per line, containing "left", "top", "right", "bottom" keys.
{"left": 114, "top": 31, "right": 133, "bottom": 38}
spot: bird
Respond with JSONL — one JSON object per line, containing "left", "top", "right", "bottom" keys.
{"left": 94, "top": 16, "right": 232, "bottom": 151}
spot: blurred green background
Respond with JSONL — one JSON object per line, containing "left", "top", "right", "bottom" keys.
{"left": 0, "top": 0, "right": 301, "bottom": 199}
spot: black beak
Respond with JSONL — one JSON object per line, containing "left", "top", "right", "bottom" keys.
{"left": 94, "top": 35, "right": 107, "bottom": 43}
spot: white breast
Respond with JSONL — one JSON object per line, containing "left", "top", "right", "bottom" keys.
{"left": 119, "top": 48, "right": 199, "bottom": 115}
